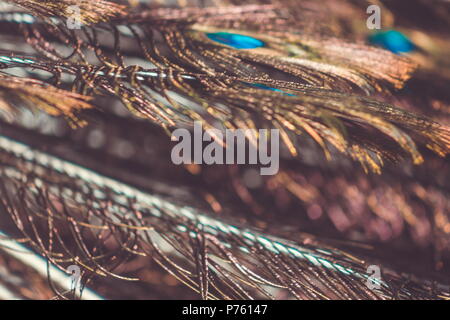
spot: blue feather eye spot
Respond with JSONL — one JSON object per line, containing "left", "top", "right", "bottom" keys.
{"left": 206, "top": 32, "right": 265, "bottom": 49}
{"left": 368, "top": 30, "right": 415, "bottom": 54}
{"left": 247, "top": 83, "right": 296, "bottom": 97}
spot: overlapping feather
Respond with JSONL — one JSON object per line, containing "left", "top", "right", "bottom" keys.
{"left": 0, "top": 0, "right": 449, "bottom": 300}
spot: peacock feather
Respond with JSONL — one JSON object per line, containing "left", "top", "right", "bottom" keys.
{"left": 0, "top": 0, "right": 449, "bottom": 300}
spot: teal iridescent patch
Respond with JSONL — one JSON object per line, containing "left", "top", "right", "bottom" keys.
{"left": 368, "top": 30, "right": 415, "bottom": 54}
{"left": 248, "top": 83, "right": 296, "bottom": 96}
{"left": 206, "top": 32, "right": 265, "bottom": 49}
